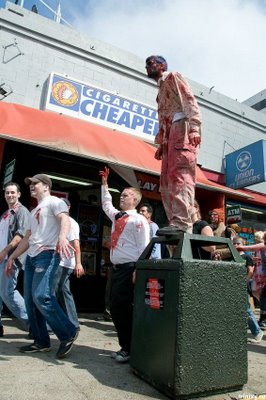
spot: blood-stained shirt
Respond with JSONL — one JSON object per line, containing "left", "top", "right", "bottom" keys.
{"left": 155, "top": 71, "right": 202, "bottom": 145}
{"left": 28, "top": 195, "right": 69, "bottom": 257}
{"left": 101, "top": 185, "right": 150, "bottom": 265}
{"left": 60, "top": 216, "right": 80, "bottom": 269}
{"left": 0, "top": 202, "right": 30, "bottom": 268}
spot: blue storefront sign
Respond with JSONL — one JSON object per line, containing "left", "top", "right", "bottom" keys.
{"left": 225, "top": 140, "right": 266, "bottom": 189}
{"left": 44, "top": 73, "right": 158, "bottom": 143}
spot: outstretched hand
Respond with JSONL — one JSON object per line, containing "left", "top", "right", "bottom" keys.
{"left": 74, "top": 262, "right": 85, "bottom": 278}
{"left": 99, "top": 166, "right": 110, "bottom": 185}
{"left": 5, "top": 257, "right": 14, "bottom": 277}
{"left": 188, "top": 132, "right": 201, "bottom": 147}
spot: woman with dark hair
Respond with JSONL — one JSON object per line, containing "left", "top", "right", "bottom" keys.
{"left": 192, "top": 200, "right": 216, "bottom": 259}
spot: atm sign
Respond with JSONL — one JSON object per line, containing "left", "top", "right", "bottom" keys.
{"left": 226, "top": 205, "right": 242, "bottom": 224}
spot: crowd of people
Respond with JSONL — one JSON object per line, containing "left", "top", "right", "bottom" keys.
{"left": 0, "top": 54, "right": 264, "bottom": 365}
{"left": 0, "top": 172, "right": 265, "bottom": 364}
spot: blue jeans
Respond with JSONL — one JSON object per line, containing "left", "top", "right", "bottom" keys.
{"left": 0, "top": 260, "right": 29, "bottom": 329}
{"left": 24, "top": 251, "right": 76, "bottom": 347}
{"left": 247, "top": 296, "right": 260, "bottom": 336}
{"left": 55, "top": 266, "right": 79, "bottom": 329}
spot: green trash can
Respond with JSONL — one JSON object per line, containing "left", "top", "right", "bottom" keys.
{"left": 130, "top": 233, "right": 247, "bottom": 399}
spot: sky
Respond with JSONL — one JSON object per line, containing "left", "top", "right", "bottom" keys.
{"left": 1, "top": 0, "right": 266, "bottom": 102}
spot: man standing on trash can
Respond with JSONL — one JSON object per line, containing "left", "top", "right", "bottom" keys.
{"left": 145, "top": 55, "right": 201, "bottom": 234}
{"left": 100, "top": 167, "right": 150, "bottom": 363}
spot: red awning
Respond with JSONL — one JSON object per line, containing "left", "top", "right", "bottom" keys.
{"left": 233, "top": 189, "right": 266, "bottom": 208}
{"left": 195, "top": 167, "right": 251, "bottom": 199}
{"left": 0, "top": 102, "right": 159, "bottom": 174}
{"left": 0, "top": 102, "right": 253, "bottom": 200}
{"left": 201, "top": 169, "right": 265, "bottom": 207}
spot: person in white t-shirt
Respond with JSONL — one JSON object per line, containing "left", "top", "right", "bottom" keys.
{"left": 55, "top": 198, "right": 84, "bottom": 330}
{"left": 5, "top": 174, "right": 78, "bottom": 359}
{"left": 138, "top": 202, "right": 161, "bottom": 259}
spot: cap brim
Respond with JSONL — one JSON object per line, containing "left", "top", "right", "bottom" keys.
{"left": 24, "top": 177, "right": 39, "bottom": 185}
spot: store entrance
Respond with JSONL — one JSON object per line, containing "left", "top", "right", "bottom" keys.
{"left": 0, "top": 140, "right": 128, "bottom": 312}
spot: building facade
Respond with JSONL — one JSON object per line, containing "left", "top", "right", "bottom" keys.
{"left": 0, "top": 2, "right": 265, "bottom": 310}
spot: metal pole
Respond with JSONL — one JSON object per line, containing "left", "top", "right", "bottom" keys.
{"left": 55, "top": 2, "right": 61, "bottom": 23}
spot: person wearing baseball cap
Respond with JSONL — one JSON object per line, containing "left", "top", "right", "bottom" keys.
{"left": 5, "top": 173, "right": 78, "bottom": 359}
{"left": 24, "top": 174, "right": 52, "bottom": 189}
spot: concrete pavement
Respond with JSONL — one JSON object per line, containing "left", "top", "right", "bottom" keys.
{"left": 0, "top": 313, "right": 265, "bottom": 400}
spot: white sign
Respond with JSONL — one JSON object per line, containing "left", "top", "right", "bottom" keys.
{"left": 226, "top": 205, "right": 242, "bottom": 224}
{"left": 45, "top": 73, "right": 159, "bottom": 143}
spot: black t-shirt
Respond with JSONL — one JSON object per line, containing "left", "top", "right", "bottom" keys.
{"left": 241, "top": 253, "right": 254, "bottom": 295}
{"left": 193, "top": 220, "right": 209, "bottom": 235}
{"left": 193, "top": 220, "right": 212, "bottom": 260}
{"left": 240, "top": 253, "right": 254, "bottom": 268}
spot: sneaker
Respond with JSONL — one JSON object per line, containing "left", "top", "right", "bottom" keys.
{"left": 248, "top": 330, "right": 264, "bottom": 344}
{"left": 115, "top": 350, "right": 130, "bottom": 363}
{"left": 0, "top": 325, "right": 4, "bottom": 337}
{"left": 258, "top": 320, "right": 266, "bottom": 331}
{"left": 19, "top": 342, "right": 51, "bottom": 353}
{"left": 103, "top": 311, "right": 112, "bottom": 322}
{"left": 56, "top": 330, "right": 79, "bottom": 359}
{"left": 96, "top": 312, "right": 112, "bottom": 322}
{"left": 111, "top": 349, "right": 122, "bottom": 359}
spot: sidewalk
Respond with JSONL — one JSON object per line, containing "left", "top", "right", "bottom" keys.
{"left": 0, "top": 313, "right": 265, "bottom": 400}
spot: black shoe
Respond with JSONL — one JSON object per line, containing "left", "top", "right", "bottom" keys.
{"left": 157, "top": 226, "right": 185, "bottom": 236}
{"left": 27, "top": 327, "right": 34, "bottom": 340}
{"left": 115, "top": 349, "right": 130, "bottom": 363}
{"left": 103, "top": 311, "right": 112, "bottom": 322}
{"left": 111, "top": 348, "right": 130, "bottom": 363}
{"left": 56, "top": 330, "right": 79, "bottom": 359}
{"left": 19, "top": 342, "right": 51, "bottom": 353}
{"left": 111, "top": 348, "right": 122, "bottom": 359}
{"left": 0, "top": 325, "right": 4, "bottom": 337}
{"left": 96, "top": 312, "right": 112, "bottom": 322}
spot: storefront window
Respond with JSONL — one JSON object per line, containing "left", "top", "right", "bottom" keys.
{"left": 240, "top": 209, "right": 266, "bottom": 231}
{"left": 227, "top": 201, "right": 266, "bottom": 244}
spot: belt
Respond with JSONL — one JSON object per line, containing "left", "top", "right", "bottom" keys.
{"left": 113, "top": 262, "right": 136, "bottom": 270}
{"left": 172, "top": 112, "right": 185, "bottom": 123}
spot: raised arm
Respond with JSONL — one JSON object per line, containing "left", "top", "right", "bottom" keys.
{"left": 236, "top": 242, "right": 266, "bottom": 252}
{"left": 99, "top": 166, "right": 110, "bottom": 186}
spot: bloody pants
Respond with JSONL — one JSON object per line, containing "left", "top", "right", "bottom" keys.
{"left": 160, "top": 119, "right": 197, "bottom": 233}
